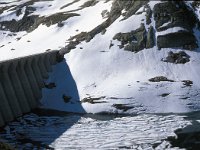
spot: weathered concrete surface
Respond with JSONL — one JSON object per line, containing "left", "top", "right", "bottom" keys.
{"left": 0, "top": 50, "right": 62, "bottom": 127}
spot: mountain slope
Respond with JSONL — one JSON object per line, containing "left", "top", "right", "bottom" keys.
{"left": 1, "top": 0, "right": 200, "bottom": 114}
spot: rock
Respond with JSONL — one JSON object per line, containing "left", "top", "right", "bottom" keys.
{"left": 62, "top": 94, "right": 72, "bottom": 103}
{"left": 145, "top": 5, "right": 152, "bottom": 25}
{"left": 109, "top": 40, "right": 114, "bottom": 49}
{"left": 45, "top": 82, "right": 56, "bottom": 89}
{"left": 81, "top": 96, "right": 106, "bottom": 104}
{"left": 113, "top": 24, "right": 147, "bottom": 52}
{"left": 182, "top": 80, "right": 193, "bottom": 86}
{"left": 153, "top": 1, "right": 197, "bottom": 31}
{"left": 0, "top": 7, "right": 79, "bottom": 32}
{"left": 57, "top": 22, "right": 64, "bottom": 27}
{"left": 80, "top": 0, "right": 99, "bottom": 8}
{"left": 112, "top": 104, "right": 134, "bottom": 112}
{"left": 146, "top": 26, "right": 155, "bottom": 49}
{"left": 157, "top": 31, "right": 198, "bottom": 50}
{"left": 163, "top": 51, "right": 190, "bottom": 64}
{"left": 159, "top": 93, "right": 170, "bottom": 97}
{"left": 149, "top": 76, "right": 174, "bottom": 82}
{"left": 101, "top": 29, "right": 106, "bottom": 35}
{"left": 101, "top": 10, "right": 109, "bottom": 19}
{"left": 168, "top": 121, "right": 200, "bottom": 150}
{"left": 120, "top": 0, "right": 148, "bottom": 20}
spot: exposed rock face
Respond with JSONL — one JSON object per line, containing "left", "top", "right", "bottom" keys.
{"left": 153, "top": 1, "right": 197, "bottom": 31}
{"left": 162, "top": 51, "right": 190, "bottom": 64}
{"left": 113, "top": 24, "right": 155, "bottom": 52}
{"left": 119, "top": 0, "right": 148, "bottom": 20}
{"left": 145, "top": 4, "right": 152, "bottom": 25}
{"left": 0, "top": 10, "right": 79, "bottom": 32}
{"left": 111, "top": 1, "right": 199, "bottom": 52}
{"left": 157, "top": 31, "right": 198, "bottom": 50}
{"left": 146, "top": 26, "right": 155, "bottom": 49}
{"left": 154, "top": 1, "right": 198, "bottom": 50}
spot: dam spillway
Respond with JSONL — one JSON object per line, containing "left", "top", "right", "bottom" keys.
{"left": 0, "top": 50, "right": 62, "bottom": 127}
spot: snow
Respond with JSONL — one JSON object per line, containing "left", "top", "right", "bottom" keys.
{"left": 0, "top": 0, "right": 112, "bottom": 61}
{"left": 156, "top": 27, "right": 188, "bottom": 36}
{"left": 0, "top": 113, "right": 192, "bottom": 149}
{"left": 29, "top": 0, "right": 84, "bottom": 17}
{"left": 0, "top": 0, "right": 200, "bottom": 114}
{"left": 1, "top": 1, "right": 200, "bottom": 149}
{"left": 0, "top": 6, "right": 26, "bottom": 22}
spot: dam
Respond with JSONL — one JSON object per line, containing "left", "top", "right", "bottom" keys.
{"left": 0, "top": 50, "right": 63, "bottom": 127}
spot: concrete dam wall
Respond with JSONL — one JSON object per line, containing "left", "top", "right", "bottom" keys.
{"left": 0, "top": 51, "right": 62, "bottom": 127}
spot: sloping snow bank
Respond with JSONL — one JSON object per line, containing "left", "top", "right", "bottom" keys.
{"left": 41, "top": 1, "right": 200, "bottom": 114}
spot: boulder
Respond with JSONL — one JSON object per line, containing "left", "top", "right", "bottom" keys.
{"left": 157, "top": 31, "right": 198, "bottom": 50}
{"left": 149, "top": 76, "right": 174, "bottom": 82}
{"left": 163, "top": 51, "right": 190, "bottom": 64}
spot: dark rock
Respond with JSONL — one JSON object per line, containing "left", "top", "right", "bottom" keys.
{"left": 45, "top": 49, "right": 51, "bottom": 52}
{"left": 57, "top": 22, "right": 64, "bottom": 27}
{"left": 16, "top": 37, "right": 21, "bottom": 41}
{"left": 109, "top": 40, "right": 114, "bottom": 49}
{"left": 45, "top": 82, "right": 56, "bottom": 89}
{"left": 153, "top": 1, "right": 197, "bottom": 31}
{"left": 113, "top": 24, "right": 147, "bottom": 52}
{"left": 0, "top": 142, "right": 14, "bottom": 150}
{"left": 157, "top": 31, "right": 198, "bottom": 50}
{"left": 159, "top": 93, "right": 170, "bottom": 97}
{"left": 145, "top": 4, "right": 152, "bottom": 25}
{"left": 146, "top": 26, "right": 155, "bottom": 49}
{"left": 16, "top": 8, "right": 22, "bottom": 16}
{"left": 60, "top": 0, "right": 80, "bottom": 9}
{"left": 62, "top": 94, "right": 72, "bottom": 103}
{"left": 168, "top": 121, "right": 200, "bottom": 150}
{"left": 0, "top": 8, "right": 79, "bottom": 32}
{"left": 112, "top": 104, "right": 134, "bottom": 112}
{"left": 56, "top": 52, "right": 64, "bottom": 62}
{"left": 149, "top": 76, "right": 174, "bottom": 82}
{"left": 182, "top": 80, "right": 193, "bottom": 86}
{"left": 163, "top": 51, "right": 190, "bottom": 64}
{"left": 101, "top": 10, "right": 109, "bottom": 19}
{"left": 119, "top": 0, "right": 148, "bottom": 20}
{"left": 81, "top": 96, "right": 106, "bottom": 104}
{"left": 80, "top": 0, "right": 99, "bottom": 8}
{"left": 101, "top": 29, "right": 106, "bottom": 35}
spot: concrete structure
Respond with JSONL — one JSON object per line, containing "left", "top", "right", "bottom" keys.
{"left": 0, "top": 50, "right": 62, "bottom": 127}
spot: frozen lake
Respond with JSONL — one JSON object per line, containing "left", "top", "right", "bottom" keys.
{"left": 1, "top": 110, "right": 200, "bottom": 150}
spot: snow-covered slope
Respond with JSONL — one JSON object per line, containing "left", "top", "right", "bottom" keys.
{"left": 1, "top": 0, "right": 200, "bottom": 114}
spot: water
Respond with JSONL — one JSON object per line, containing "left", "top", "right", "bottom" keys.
{"left": 1, "top": 110, "right": 200, "bottom": 150}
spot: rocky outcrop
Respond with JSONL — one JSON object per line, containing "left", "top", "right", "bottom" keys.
{"left": 113, "top": 24, "right": 155, "bottom": 52}
{"left": 153, "top": 1, "right": 198, "bottom": 50}
{"left": 0, "top": 8, "right": 79, "bottom": 32}
{"left": 145, "top": 4, "right": 152, "bottom": 25}
{"left": 153, "top": 1, "right": 197, "bottom": 31}
{"left": 162, "top": 51, "right": 190, "bottom": 64}
{"left": 157, "top": 31, "right": 198, "bottom": 50}
{"left": 146, "top": 26, "right": 155, "bottom": 49}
